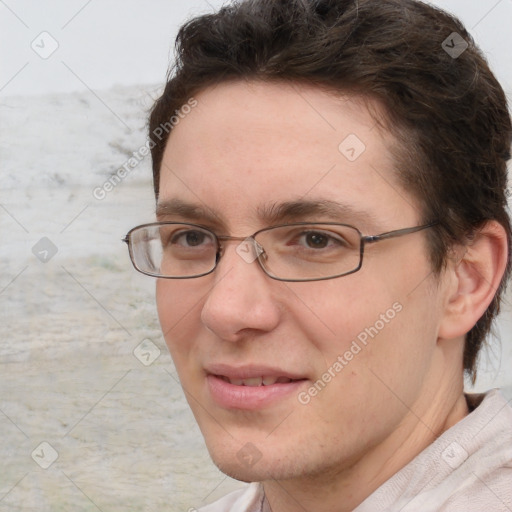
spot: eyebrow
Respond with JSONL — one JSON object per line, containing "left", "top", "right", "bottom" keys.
{"left": 156, "top": 197, "right": 380, "bottom": 231}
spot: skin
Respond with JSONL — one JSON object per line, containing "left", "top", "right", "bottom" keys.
{"left": 154, "top": 80, "right": 507, "bottom": 512}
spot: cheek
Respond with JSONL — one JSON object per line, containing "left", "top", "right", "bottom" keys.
{"left": 318, "top": 280, "right": 438, "bottom": 414}
{"left": 156, "top": 280, "right": 202, "bottom": 358}
{"left": 288, "top": 276, "right": 397, "bottom": 357}
{"left": 293, "top": 262, "right": 437, "bottom": 382}
{"left": 156, "top": 280, "right": 174, "bottom": 338}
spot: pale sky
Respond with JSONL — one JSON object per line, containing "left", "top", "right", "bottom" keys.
{"left": 1, "top": 0, "right": 511, "bottom": 97}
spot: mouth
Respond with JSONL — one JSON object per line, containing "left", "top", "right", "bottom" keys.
{"left": 216, "top": 375, "right": 298, "bottom": 386}
{"left": 205, "top": 365, "right": 308, "bottom": 410}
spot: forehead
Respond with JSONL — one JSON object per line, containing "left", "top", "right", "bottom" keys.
{"left": 158, "top": 80, "right": 419, "bottom": 232}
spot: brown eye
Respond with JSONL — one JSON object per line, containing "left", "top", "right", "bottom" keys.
{"left": 305, "top": 232, "right": 329, "bottom": 248}
{"left": 171, "top": 229, "right": 212, "bottom": 247}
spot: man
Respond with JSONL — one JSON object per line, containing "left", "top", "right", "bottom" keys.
{"left": 123, "top": 0, "right": 512, "bottom": 510}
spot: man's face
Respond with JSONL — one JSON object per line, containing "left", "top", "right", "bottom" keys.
{"left": 156, "top": 81, "right": 446, "bottom": 483}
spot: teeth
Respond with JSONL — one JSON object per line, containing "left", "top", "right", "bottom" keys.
{"left": 242, "top": 377, "right": 263, "bottom": 387}
{"left": 224, "top": 376, "right": 294, "bottom": 386}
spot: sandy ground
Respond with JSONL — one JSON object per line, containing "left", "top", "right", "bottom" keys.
{"left": 0, "top": 86, "right": 511, "bottom": 511}
{"left": 0, "top": 88, "right": 245, "bottom": 511}
{"left": 0, "top": 187, "right": 246, "bottom": 511}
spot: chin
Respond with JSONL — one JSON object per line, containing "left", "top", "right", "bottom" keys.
{"left": 211, "top": 455, "right": 286, "bottom": 483}
{"left": 204, "top": 436, "right": 309, "bottom": 483}
{"left": 212, "top": 460, "right": 260, "bottom": 483}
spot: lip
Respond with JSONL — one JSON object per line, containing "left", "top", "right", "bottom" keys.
{"left": 205, "top": 364, "right": 308, "bottom": 410}
{"left": 206, "top": 363, "right": 307, "bottom": 381}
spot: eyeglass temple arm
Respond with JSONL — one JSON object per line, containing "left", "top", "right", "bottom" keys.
{"left": 363, "top": 222, "right": 438, "bottom": 244}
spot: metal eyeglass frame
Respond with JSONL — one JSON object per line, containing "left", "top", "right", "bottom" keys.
{"left": 123, "top": 220, "right": 439, "bottom": 282}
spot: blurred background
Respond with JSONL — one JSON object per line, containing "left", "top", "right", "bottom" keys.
{"left": 1, "top": 1, "right": 511, "bottom": 510}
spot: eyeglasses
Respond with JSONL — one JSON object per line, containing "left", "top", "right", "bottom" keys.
{"left": 122, "top": 221, "right": 438, "bottom": 282}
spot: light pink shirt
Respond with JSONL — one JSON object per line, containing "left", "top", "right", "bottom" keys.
{"left": 197, "top": 389, "right": 512, "bottom": 511}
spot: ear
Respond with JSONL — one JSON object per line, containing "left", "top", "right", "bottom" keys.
{"left": 438, "top": 220, "right": 508, "bottom": 340}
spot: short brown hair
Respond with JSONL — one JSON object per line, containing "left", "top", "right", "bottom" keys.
{"left": 149, "top": 0, "right": 512, "bottom": 383}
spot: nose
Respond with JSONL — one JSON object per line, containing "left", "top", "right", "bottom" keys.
{"left": 200, "top": 240, "right": 281, "bottom": 342}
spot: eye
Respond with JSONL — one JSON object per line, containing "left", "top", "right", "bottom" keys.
{"left": 303, "top": 232, "right": 331, "bottom": 249}
{"left": 167, "top": 228, "right": 215, "bottom": 249}
{"left": 297, "top": 230, "right": 348, "bottom": 250}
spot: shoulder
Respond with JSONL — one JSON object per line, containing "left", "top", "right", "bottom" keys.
{"left": 438, "top": 389, "right": 512, "bottom": 511}
{"left": 356, "top": 389, "right": 512, "bottom": 512}
{"left": 412, "top": 389, "right": 512, "bottom": 511}
{"left": 196, "top": 483, "right": 265, "bottom": 512}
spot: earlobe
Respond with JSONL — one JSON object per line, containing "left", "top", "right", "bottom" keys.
{"left": 438, "top": 221, "right": 508, "bottom": 340}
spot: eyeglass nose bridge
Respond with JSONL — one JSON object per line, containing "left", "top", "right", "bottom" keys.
{"left": 216, "top": 234, "right": 267, "bottom": 265}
